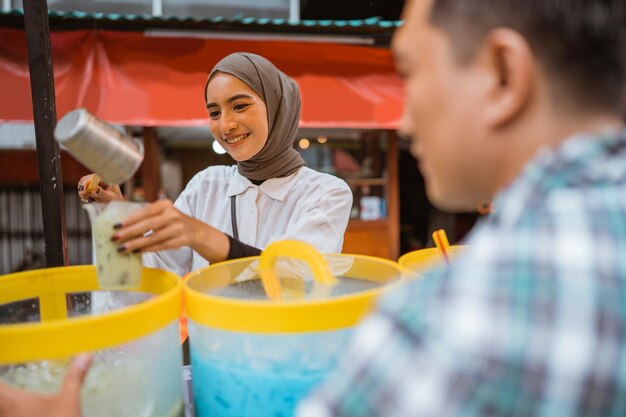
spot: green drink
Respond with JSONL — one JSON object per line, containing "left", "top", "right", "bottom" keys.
{"left": 84, "top": 201, "right": 144, "bottom": 289}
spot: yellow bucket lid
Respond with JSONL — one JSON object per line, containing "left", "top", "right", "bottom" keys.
{"left": 184, "top": 240, "right": 408, "bottom": 334}
{"left": 0, "top": 266, "right": 181, "bottom": 364}
{"left": 398, "top": 245, "right": 465, "bottom": 272}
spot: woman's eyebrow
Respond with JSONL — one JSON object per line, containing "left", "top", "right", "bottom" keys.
{"left": 205, "top": 94, "right": 254, "bottom": 109}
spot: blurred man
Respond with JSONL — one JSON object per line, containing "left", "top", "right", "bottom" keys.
{"left": 299, "top": 0, "right": 626, "bottom": 416}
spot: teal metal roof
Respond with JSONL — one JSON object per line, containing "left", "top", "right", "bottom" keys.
{"left": 0, "top": 9, "right": 401, "bottom": 45}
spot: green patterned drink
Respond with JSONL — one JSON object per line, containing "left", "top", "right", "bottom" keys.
{"left": 84, "top": 201, "right": 143, "bottom": 289}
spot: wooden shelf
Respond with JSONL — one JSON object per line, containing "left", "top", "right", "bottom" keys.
{"left": 344, "top": 178, "right": 386, "bottom": 186}
{"left": 347, "top": 219, "right": 388, "bottom": 227}
{"left": 342, "top": 132, "right": 399, "bottom": 260}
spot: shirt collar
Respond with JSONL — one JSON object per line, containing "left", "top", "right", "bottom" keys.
{"left": 491, "top": 127, "right": 626, "bottom": 228}
{"left": 259, "top": 169, "right": 301, "bottom": 201}
{"left": 226, "top": 170, "right": 253, "bottom": 197}
{"left": 226, "top": 167, "right": 301, "bottom": 201}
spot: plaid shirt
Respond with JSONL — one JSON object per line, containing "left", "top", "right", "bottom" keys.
{"left": 298, "top": 128, "right": 626, "bottom": 417}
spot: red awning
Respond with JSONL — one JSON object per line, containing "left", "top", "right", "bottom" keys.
{"left": 0, "top": 28, "right": 403, "bottom": 128}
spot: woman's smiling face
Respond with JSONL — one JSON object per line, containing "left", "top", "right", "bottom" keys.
{"left": 205, "top": 72, "right": 269, "bottom": 162}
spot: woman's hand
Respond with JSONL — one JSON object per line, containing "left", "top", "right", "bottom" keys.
{"left": 77, "top": 174, "right": 123, "bottom": 203}
{"left": 0, "top": 354, "right": 92, "bottom": 417}
{"left": 112, "top": 199, "right": 230, "bottom": 262}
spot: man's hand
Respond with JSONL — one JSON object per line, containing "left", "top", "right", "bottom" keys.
{"left": 0, "top": 354, "right": 92, "bottom": 417}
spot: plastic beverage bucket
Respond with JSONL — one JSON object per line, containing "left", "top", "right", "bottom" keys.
{"left": 0, "top": 266, "right": 184, "bottom": 417}
{"left": 184, "top": 240, "right": 407, "bottom": 417}
{"left": 398, "top": 245, "right": 465, "bottom": 273}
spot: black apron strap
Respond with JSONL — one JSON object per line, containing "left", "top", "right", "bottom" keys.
{"left": 230, "top": 194, "right": 239, "bottom": 240}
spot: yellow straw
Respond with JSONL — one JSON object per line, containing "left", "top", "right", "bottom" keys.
{"left": 432, "top": 229, "right": 451, "bottom": 265}
{"left": 86, "top": 174, "right": 101, "bottom": 192}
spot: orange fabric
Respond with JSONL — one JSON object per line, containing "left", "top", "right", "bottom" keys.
{"left": 0, "top": 28, "right": 403, "bottom": 128}
{"left": 179, "top": 311, "right": 188, "bottom": 345}
{"left": 180, "top": 273, "right": 189, "bottom": 345}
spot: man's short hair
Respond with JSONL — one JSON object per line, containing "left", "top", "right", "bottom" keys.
{"left": 430, "top": 0, "right": 626, "bottom": 114}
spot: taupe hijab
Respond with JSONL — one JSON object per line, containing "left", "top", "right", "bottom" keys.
{"left": 206, "top": 52, "right": 305, "bottom": 181}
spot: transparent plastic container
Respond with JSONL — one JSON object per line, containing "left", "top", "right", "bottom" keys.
{"left": 0, "top": 266, "right": 184, "bottom": 417}
{"left": 84, "top": 201, "right": 145, "bottom": 289}
{"left": 184, "top": 240, "right": 407, "bottom": 417}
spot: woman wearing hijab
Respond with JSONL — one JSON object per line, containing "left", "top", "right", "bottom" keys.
{"left": 77, "top": 52, "right": 352, "bottom": 276}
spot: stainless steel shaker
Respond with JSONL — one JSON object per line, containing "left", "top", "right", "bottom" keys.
{"left": 54, "top": 108, "right": 144, "bottom": 185}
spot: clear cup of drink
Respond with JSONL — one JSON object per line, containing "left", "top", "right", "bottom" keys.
{"left": 83, "top": 201, "right": 144, "bottom": 289}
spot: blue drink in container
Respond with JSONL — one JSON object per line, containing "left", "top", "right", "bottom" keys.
{"left": 184, "top": 241, "right": 406, "bottom": 417}
{"left": 190, "top": 329, "right": 352, "bottom": 417}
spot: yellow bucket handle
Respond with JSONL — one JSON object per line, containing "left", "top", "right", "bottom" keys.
{"left": 258, "top": 240, "right": 337, "bottom": 301}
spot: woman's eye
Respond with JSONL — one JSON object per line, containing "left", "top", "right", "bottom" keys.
{"left": 234, "top": 103, "right": 249, "bottom": 111}
{"left": 209, "top": 111, "right": 220, "bottom": 119}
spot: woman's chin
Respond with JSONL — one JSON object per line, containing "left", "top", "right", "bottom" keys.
{"left": 228, "top": 150, "right": 253, "bottom": 162}
{"left": 227, "top": 144, "right": 265, "bottom": 162}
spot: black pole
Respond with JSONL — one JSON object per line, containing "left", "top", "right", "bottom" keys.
{"left": 23, "top": 0, "right": 68, "bottom": 267}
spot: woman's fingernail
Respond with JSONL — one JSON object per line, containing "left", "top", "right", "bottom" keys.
{"left": 78, "top": 185, "right": 84, "bottom": 191}
{"left": 111, "top": 234, "right": 120, "bottom": 242}
{"left": 116, "top": 245, "right": 126, "bottom": 253}
{"left": 113, "top": 223, "right": 122, "bottom": 229}
{"left": 87, "top": 197, "right": 95, "bottom": 203}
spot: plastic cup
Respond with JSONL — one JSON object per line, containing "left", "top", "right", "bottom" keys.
{"left": 83, "top": 201, "right": 144, "bottom": 289}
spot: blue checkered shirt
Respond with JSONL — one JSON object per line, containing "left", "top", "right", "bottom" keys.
{"left": 298, "top": 128, "right": 626, "bottom": 417}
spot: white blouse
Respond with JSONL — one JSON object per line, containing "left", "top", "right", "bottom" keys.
{"left": 143, "top": 165, "right": 353, "bottom": 276}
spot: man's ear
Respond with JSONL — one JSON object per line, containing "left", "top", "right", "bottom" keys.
{"left": 479, "top": 28, "right": 535, "bottom": 128}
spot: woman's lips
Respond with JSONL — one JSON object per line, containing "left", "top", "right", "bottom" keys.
{"left": 223, "top": 132, "right": 250, "bottom": 146}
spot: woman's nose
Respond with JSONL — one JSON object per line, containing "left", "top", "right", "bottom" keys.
{"left": 220, "top": 112, "right": 238, "bottom": 133}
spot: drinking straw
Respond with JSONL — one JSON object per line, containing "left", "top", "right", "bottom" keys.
{"left": 86, "top": 174, "right": 101, "bottom": 192}
{"left": 432, "top": 228, "right": 451, "bottom": 265}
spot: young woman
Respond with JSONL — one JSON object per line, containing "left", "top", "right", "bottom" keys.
{"left": 78, "top": 52, "right": 352, "bottom": 276}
